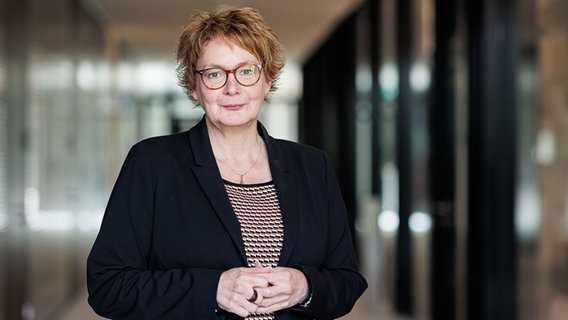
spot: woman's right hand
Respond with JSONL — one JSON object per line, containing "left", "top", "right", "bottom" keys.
{"left": 216, "top": 263, "right": 271, "bottom": 317}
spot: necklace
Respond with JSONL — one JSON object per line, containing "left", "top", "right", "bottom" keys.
{"left": 215, "top": 137, "right": 261, "bottom": 184}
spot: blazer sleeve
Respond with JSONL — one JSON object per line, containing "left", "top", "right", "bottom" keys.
{"left": 86, "top": 143, "right": 222, "bottom": 319}
{"left": 292, "top": 152, "right": 368, "bottom": 319}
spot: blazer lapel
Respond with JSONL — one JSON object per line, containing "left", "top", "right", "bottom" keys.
{"left": 273, "top": 169, "right": 300, "bottom": 266}
{"left": 187, "top": 119, "right": 247, "bottom": 264}
{"left": 261, "top": 124, "right": 300, "bottom": 267}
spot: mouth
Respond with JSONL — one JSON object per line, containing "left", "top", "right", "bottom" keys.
{"left": 222, "top": 104, "right": 245, "bottom": 110}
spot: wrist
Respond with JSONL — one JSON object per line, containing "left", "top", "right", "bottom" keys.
{"left": 293, "top": 266, "right": 313, "bottom": 309}
{"left": 298, "top": 290, "right": 312, "bottom": 309}
{"left": 298, "top": 274, "right": 312, "bottom": 309}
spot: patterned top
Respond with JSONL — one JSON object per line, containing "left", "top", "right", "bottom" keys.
{"left": 224, "top": 181, "right": 284, "bottom": 320}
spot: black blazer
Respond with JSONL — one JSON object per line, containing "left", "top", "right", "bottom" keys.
{"left": 87, "top": 118, "right": 367, "bottom": 319}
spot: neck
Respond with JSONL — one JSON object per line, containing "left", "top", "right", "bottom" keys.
{"left": 209, "top": 127, "right": 262, "bottom": 184}
{"left": 207, "top": 121, "right": 260, "bottom": 159}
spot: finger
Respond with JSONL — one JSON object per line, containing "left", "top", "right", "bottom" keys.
{"left": 234, "top": 306, "right": 254, "bottom": 318}
{"left": 253, "top": 289, "right": 288, "bottom": 308}
{"left": 254, "top": 292, "right": 264, "bottom": 305}
{"left": 218, "top": 293, "right": 256, "bottom": 317}
{"left": 247, "top": 289, "right": 258, "bottom": 303}
{"left": 248, "top": 260, "right": 271, "bottom": 273}
{"left": 249, "top": 268, "right": 271, "bottom": 275}
{"left": 255, "top": 300, "right": 290, "bottom": 314}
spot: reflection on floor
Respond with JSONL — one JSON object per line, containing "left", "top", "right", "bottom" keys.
{"left": 60, "top": 287, "right": 404, "bottom": 320}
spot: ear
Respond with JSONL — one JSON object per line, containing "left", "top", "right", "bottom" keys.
{"left": 190, "top": 88, "right": 198, "bottom": 101}
{"left": 264, "top": 79, "right": 272, "bottom": 95}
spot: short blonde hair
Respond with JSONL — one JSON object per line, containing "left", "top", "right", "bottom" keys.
{"left": 176, "top": 7, "right": 286, "bottom": 102}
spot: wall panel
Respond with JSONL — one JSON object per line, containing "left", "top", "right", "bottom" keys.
{"left": 1, "top": 0, "right": 107, "bottom": 319}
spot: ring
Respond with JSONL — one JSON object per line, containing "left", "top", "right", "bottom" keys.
{"left": 248, "top": 289, "right": 258, "bottom": 303}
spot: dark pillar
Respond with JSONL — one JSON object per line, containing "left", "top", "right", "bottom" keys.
{"left": 395, "top": 0, "right": 413, "bottom": 315}
{"left": 429, "top": 0, "right": 458, "bottom": 319}
{"left": 301, "top": 13, "right": 358, "bottom": 243}
{"left": 466, "top": 0, "right": 518, "bottom": 319}
{"left": 370, "top": 0, "right": 382, "bottom": 195}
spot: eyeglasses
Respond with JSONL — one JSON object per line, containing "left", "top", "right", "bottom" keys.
{"left": 195, "top": 64, "right": 263, "bottom": 90}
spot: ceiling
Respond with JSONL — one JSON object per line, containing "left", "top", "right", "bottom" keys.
{"left": 88, "top": 0, "right": 360, "bottom": 64}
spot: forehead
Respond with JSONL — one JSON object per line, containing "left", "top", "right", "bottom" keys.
{"left": 198, "top": 38, "right": 258, "bottom": 67}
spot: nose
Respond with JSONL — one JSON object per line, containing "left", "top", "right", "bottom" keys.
{"left": 223, "top": 71, "right": 241, "bottom": 95}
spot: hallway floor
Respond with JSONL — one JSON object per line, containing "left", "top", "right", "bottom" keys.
{"left": 60, "top": 286, "right": 397, "bottom": 320}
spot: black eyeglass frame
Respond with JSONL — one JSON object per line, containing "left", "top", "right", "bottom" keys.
{"left": 195, "top": 64, "right": 264, "bottom": 90}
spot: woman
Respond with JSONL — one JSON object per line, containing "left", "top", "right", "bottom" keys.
{"left": 87, "top": 6, "right": 367, "bottom": 320}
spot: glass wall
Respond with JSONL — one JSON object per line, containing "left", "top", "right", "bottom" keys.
{"left": 0, "top": 1, "right": 302, "bottom": 319}
{"left": 0, "top": 0, "right": 112, "bottom": 318}
{"left": 0, "top": 0, "right": 7, "bottom": 317}
{"left": 303, "top": 0, "right": 568, "bottom": 319}
{"left": 517, "top": 0, "right": 568, "bottom": 319}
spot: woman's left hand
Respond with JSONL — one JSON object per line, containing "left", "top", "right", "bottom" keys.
{"left": 253, "top": 267, "right": 310, "bottom": 313}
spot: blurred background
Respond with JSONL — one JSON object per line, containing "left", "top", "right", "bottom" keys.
{"left": 1, "top": 0, "right": 567, "bottom": 319}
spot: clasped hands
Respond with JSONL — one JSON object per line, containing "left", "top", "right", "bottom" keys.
{"left": 216, "top": 261, "right": 310, "bottom": 317}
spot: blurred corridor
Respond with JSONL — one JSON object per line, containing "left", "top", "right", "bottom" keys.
{"left": 2, "top": 0, "right": 568, "bottom": 319}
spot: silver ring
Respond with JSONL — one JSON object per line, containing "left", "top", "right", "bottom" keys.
{"left": 248, "top": 289, "right": 258, "bottom": 303}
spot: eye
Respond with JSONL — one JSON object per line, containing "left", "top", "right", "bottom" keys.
{"left": 205, "top": 69, "right": 224, "bottom": 80}
{"left": 238, "top": 66, "right": 257, "bottom": 77}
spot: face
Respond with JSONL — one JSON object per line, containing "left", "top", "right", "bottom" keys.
{"left": 190, "top": 38, "right": 272, "bottom": 129}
